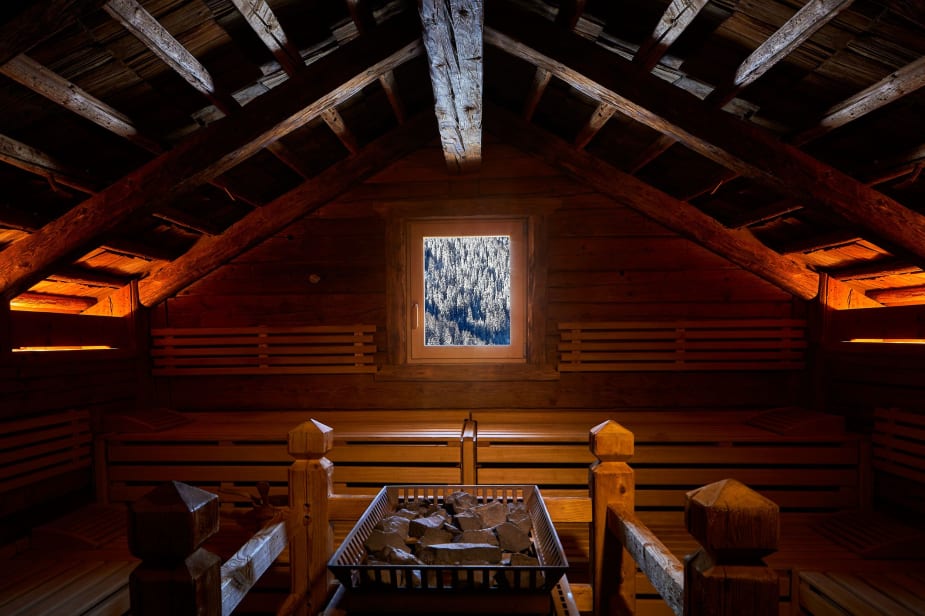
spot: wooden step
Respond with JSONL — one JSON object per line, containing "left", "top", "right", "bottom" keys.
{"left": 30, "top": 504, "right": 127, "bottom": 551}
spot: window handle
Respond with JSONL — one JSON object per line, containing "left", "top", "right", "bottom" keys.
{"left": 412, "top": 303, "right": 420, "bottom": 330}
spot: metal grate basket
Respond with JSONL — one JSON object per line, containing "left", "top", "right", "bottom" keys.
{"left": 328, "top": 484, "right": 568, "bottom": 596}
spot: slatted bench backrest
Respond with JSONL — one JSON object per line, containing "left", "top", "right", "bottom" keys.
{"left": 0, "top": 410, "right": 92, "bottom": 516}
{"left": 558, "top": 319, "right": 807, "bottom": 371}
{"left": 150, "top": 324, "right": 377, "bottom": 375}
{"left": 873, "top": 408, "right": 925, "bottom": 486}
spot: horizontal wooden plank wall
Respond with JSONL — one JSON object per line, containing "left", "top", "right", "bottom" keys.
{"left": 150, "top": 324, "right": 377, "bottom": 375}
{"left": 558, "top": 319, "right": 807, "bottom": 371}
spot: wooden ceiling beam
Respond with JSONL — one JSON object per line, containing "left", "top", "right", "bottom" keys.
{"left": 792, "top": 55, "right": 925, "bottom": 146}
{"left": 321, "top": 108, "right": 360, "bottom": 155}
{"left": 574, "top": 102, "right": 616, "bottom": 149}
{"left": 0, "top": 18, "right": 423, "bottom": 300}
{"left": 554, "top": 0, "right": 587, "bottom": 31}
{"left": 707, "top": 0, "right": 855, "bottom": 107}
{"left": 633, "top": 0, "right": 709, "bottom": 73}
{"left": 484, "top": 103, "right": 865, "bottom": 304}
{"left": 348, "top": 0, "right": 406, "bottom": 124}
{"left": 420, "top": 0, "right": 483, "bottom": 173}
{"left": 867, "top": 285, "right": 925, "bottom": 305}
{"left": 522, "top": 2, "right": 586, "bottom": 123}
{"left": 0, "top": 54, "right": 164, "bottom": 154}
{"left": 0, "top": 133, "right": 99, "bottom": 194}
{"left": 484, "top": 10, "right": 925, "bottom": 269}
{"left": 137, "top": 112, "right": 435, "bottom": 307}
{"left": 229, "top": 0, "right": 304, "bottom": 77}
{"left": 104, "top": 0, "right": 240, "bottom": 116}
{"left": 11, "top": 292, "right": 97, "bottom": 313}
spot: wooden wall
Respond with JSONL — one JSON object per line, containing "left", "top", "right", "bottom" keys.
{"left": 151, "top": 139, "right": 806, "bottom": 415}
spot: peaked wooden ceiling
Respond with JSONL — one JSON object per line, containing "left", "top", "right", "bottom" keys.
{"left": 1, "top": 0, "right": 924, "bottom": 314}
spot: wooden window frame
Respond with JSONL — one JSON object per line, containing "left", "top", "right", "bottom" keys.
{"left": 408, "top": 217, "right": 526, "bottom": 363}
{"left": 384, "top": 201, "right": 552, "bottom": 379}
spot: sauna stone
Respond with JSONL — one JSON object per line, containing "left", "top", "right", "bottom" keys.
{"left": 473, "top": 501, "right": 508, "bottom": 528}
{"left": 365, "top": 529, "right": 408, "bottom": 555}
{"left": 409, "top": 511, "right": 450, "bottom": 537}
{"left": 419, "top": 542, "right": 503, "bottom": 565}
{"left": 495, "top": 521, "right": 531, "bottom": 553}
{"left": 457, "top": 528, "right": 499, "bottom": 545}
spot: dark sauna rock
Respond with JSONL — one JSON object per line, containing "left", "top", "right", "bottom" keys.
{"left": 457, "top": 529, "right": 499, "bottom": 545}
{"left": 377, "top": 515, "right": 411, "bottom": 536}
{"left": 419, "top": 542, "right": 503, "bottom": 565}
{"left": 418, "top": 526, "right": 455, "bottom": 547}
{"left": 409, "top": 511, "right": 449, "bottom": 537}
{"left": 473, "top": 501, "right": 507, "bottom": 528}
{"left": 382, "top": 545, "right": 423, "bottom": 565}
{"left": 394, "top": 508, "right": 419, "bottom": 520}
{"left": 495, "top": 521, "right": 532, "bottom": 553}
{"left": 365, "top": 529, "right": 408, "bottom": 556}
{"left": 454, "top": 510, "right": 483, "bottom": 531}
{"left": 508, "top": 506, "right": 532, "bottom": 533}
{"left": 446, "top": 490, "right": 478, "bottom": 513}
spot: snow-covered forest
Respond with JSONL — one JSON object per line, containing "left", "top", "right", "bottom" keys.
{"left": 423, "top": 235, "right": 511, "bottom": 346}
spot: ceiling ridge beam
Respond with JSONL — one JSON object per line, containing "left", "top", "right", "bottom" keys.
{"left": 137, "top": 112, "right": 435, "bottom": 307}
{"left": 420, "top": 0, "right": 483, "bottom": 173}
{"left": 483, "top": 11, "right": 925, "bottom": 271}
{"left": 0, "top": 17, "right": 423, "bottom": 300}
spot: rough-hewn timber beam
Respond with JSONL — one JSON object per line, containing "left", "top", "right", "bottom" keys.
{"left": 826, "top": 258, "right": 921, "bottom": 282}
{"left": 0, "top": 19, "right": 422, "bottom": 300}
{"left": 792, "top": 55, "right": 925, "bottom": 145}
{"left": 483, "top": 9, "right": 925, "bottom": 271}
{"left": 485, "top": 103, "right": 835, "bottom": 303}
{"left": 104, "top": 0, "right": 239, "bottom": 115}
{"left": 0, "top": 54, "right": 163, "bottom": 154}
{"left": 0, "top": 133, "right": 98, "bottom": 194}
{"left": 420, "top": 0, "right": 483, "bottom": 173}
{"left": 137, "top": 112, "right": 435, "bottom": 307}
{"left": 574, "top": 102, "right": 616, "bottom": 149}
{"left": 775, "top": 229, "right": 862, "bottom": 255}
{"left": 725, "top": 199, "right": 804, "bottom": 229}
{"left": 633, "top": 0, "right": 709, "bottom": 73}
{"left": 230, "top": 0, "right": 304, "bottom": 76}
{"left": 707, "top": 0, "right": 855, "bottom": 106}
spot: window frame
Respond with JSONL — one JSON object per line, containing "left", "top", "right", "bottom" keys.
{"left": 407, "top": 217, "right": 526, "bottom": 364}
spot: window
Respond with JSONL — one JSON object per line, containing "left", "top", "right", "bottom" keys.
{"left": 408, "top": 218, "right": 526, "bottom": 363}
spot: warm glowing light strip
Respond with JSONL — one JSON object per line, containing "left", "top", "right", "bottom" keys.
{"left": 13, "top": 346, "right": 114, "bottom": 352}
{"left": 847, "top": 339, "right": 925, "bottom": 344}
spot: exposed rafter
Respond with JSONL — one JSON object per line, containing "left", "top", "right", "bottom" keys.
{"left": 0, "top": 19, "right": 423, "bottom": 300}
{"left": 229, "top": 0, "right": 304, "bottom": 77}
{"left": 707, "top": 0, "right": 855, "bottom": 107}
{"left": 0, "top": 133, "right": 98, "bottom": 195}
{"left": 348, "top": 0, "right": 407, "bottom": 124}
{"left": 484, "top": 10, "right": 925, "bottom": 270}
{"left": 420, "top": 0, "right": 483, "bottom": 173}
{"left": 792, "top": 55, "right": 925, "bottom": 145}
{"left": 103, "top": 0, "right": 240, "bottom": 115}
{"left": 0, "top": 54, "right": 163, "bottom": 154}
{"left": 137, "top": 113, "right": 435, "bottom": 307}
{"left": 633, "top": 0, "right": 709, "bottom": 73}
{"left": 485, "top": 104, "right": 882, "bottom": 305}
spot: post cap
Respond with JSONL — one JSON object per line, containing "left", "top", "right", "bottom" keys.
{"left": 685, "top": 478, "right": 779, "bottom": 561}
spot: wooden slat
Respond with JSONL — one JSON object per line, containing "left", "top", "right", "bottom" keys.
{"left": 150, "top": 324, "right": 377, "bottom": 375}
{"left": 558, "top": 320, "right": 807, "bottom": 371}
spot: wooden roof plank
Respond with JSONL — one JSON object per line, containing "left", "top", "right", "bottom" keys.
{"left": 0, "top": 133, "right": 98, "bottom": 195}
{"left": 420, "top": 0, "right": 483, "bottom": 173}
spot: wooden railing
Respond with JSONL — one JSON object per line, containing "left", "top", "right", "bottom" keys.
{"left": 128, "top": 418, "right": 782, "bottom": 615}
{"left": 590, "top": 419, "right": 780, "bottom": 616}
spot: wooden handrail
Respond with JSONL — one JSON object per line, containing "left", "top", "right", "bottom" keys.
{"left": 590, "top": 419, "right": 781, "bottom": 616}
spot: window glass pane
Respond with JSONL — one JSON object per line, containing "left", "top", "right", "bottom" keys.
{"left": 423, "top": 235, "right": 511, "bottom": 346}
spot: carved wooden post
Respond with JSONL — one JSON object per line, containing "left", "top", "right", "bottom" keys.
{"left": 288, "top": 419, "right": 334, "bottom": 616}
{"left": 590, "top": 419, "right": 636, "bottom": 616}
{"left": 684, "top": 479, "right": 780, "bottom": 616}
{"left": 128, "top": 480, "right": 221, "bottom": 616}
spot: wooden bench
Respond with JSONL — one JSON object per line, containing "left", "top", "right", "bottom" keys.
{"left": 795, "top": 407, "right": 925, "bottom": 615}
{"left": 0, "top": 410, "right": 93, "bottom": 521}
{"left": 150, "top": 324, "right": 378, "bottom": 375}
{"left": 558, "top": 319, "right": 807, "bottom": 371}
